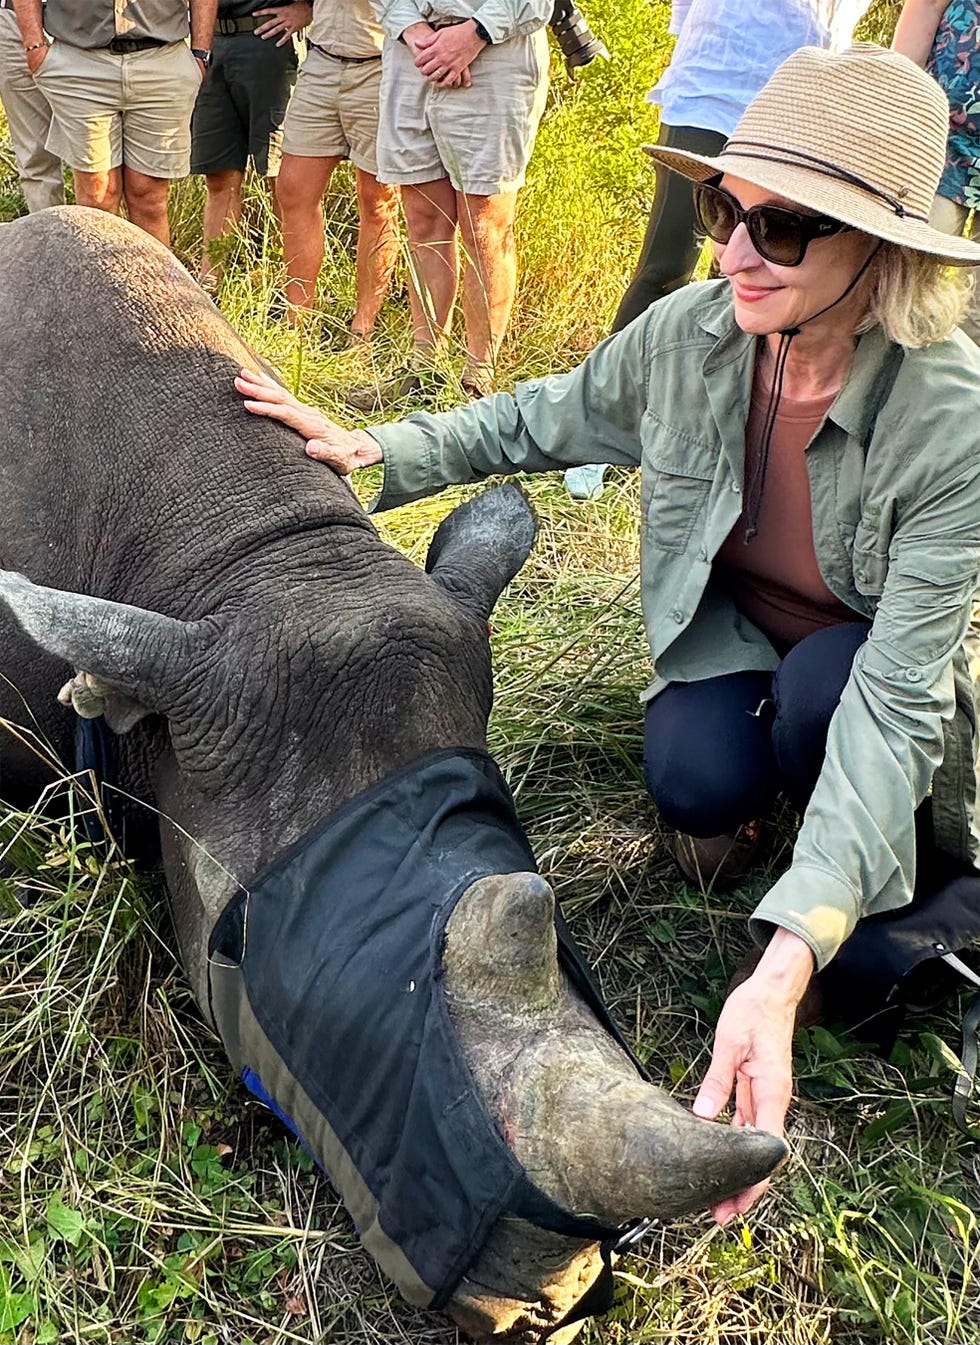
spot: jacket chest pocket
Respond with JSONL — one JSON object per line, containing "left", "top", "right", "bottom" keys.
{"left": 640, "top": 415, "right": 717, "bottom": 557}
{"left": 642, "top": 463, "right": 714, "bottom": 555}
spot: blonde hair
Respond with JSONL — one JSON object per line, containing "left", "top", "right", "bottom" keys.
{"left": 857, "top": 241, "right": 975, "bottom": 348}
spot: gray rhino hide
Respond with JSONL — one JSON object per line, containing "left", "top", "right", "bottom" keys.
{"left": 0, "top": 206, "right": 504, "bottom": 1009}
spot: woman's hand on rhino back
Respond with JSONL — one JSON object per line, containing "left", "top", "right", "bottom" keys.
{"left": 235, "top": 367, "right": 383, "bottom": 474}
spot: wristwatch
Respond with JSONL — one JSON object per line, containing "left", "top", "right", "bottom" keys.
{"left": 473, "top": 19, "right": 492, "bottom": 42}
{"left": 191, "top": 47, "right": 213, "bottom": 69}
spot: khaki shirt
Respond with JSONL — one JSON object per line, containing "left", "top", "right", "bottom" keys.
{"left": 369, "top": 280, "right": 980, "bottom": 971}
{"left": 42, "top": 0, "right": 191, "bottom": 46}
{"left": 311, "top": 0, "right": 383, "bottom": 54}
{"left": 373, "top": 0, "right": 551, "bottom": 44}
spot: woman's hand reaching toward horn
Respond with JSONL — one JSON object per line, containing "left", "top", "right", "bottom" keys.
{"left": 694, "top": 927, "right": 815, "bottom": 1224}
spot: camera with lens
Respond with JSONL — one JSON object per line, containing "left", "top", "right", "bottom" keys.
{"left": 549, "top": 0, "right": 609, "bottom": 74}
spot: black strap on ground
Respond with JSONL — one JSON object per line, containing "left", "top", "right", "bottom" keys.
{"left": 953, "top": 992, "right": 980, "bottom": 1141}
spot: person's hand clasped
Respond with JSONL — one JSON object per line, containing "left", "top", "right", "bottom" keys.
{"left": 254, "top": 3, "right": 313, "bottom": 45}
{"left": 235, "top": 367, "right": 383, "bottom": 475}
{"left": 412, "top": 20, "right": 485, "bottom": 88}
{"left": 693, "top": 927, "right": 815, "bottom": 1225}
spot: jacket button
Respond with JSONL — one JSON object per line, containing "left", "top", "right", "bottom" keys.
{"left": 905, "top": 668, "right": 923, "bottom": 682}
{"left": 671, "top": 608, "right": 685, "bottom": 623}
{"left": 697, "top": 546, "right": 707, "bottom": 561}
{"left": 731, "top": 482, "right": 741, "bottom": 494}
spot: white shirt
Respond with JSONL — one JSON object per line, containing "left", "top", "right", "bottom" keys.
{"left": 651, "top": 0, "right": 870, "bottom": 136}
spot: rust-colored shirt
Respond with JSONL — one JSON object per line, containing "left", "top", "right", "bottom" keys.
{"left": 714, "top": 378, "right": 855, "bottom": 650}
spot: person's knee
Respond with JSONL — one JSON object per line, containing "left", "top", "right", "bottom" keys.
{"left": 355, "top": 170, "right": 399, "bottom": 223}
{"left": 277, "top": 155, "right": 335, "bottom": 216}
{"left": 123, "top": 172, "right": 168, "bottom": 215}
{"left": 204, "top": 168, "right": 243, "bottom": 199}
{"left": 73, "top": 169, "right": 121, "bottom": 212}
{"left": 403, "top": 182, "right": 455, "bottom": 242}
{"left": 458, "top": 192, "right": 516, "bottom": 255}
{"left": 774, "top": 623, "right": 869, "bottom": 739}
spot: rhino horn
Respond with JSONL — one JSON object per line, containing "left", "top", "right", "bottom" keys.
{"left": 445, "top": 871, "right": 789, "bottom": 1225}
{"left": 443, "top": 871, "right": 562, "bottom": 1014}
{"left": 425, "top": 484, "right": 537, "bottom": 622}
{"left": 0, "top": 569, "right": 206, "bottom": 722}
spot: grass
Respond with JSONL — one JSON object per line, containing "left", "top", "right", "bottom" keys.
{"left": 3, "top": 1, "right": 979, "bottom": 1342}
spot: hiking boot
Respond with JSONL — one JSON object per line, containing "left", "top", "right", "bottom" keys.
{"left": 673, "top": 820, "right": 763, "bottom": 890}
{"left": 345, "top": 367, "right": 446, "bottom": 414}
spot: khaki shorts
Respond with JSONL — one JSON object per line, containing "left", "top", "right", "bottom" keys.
{"left": 281, "top": 46, "right": 382, "bottom": 175}
{"left": 32, "top": 39, "right": 201, "bottom": 178}
{"left": 375, "top": 30, "right": 549, "bottom": 196}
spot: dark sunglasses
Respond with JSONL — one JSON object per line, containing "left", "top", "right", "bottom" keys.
{"left": 693, "top": 180, "right": 853, "bottom": 266}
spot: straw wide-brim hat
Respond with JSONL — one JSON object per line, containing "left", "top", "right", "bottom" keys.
{"left": 645, "top": 44, "right": 980, "bottom": 266}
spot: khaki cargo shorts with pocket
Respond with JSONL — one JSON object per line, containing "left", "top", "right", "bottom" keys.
{"left": 281, "top": 45, "right": 383, "bottom": 175}
{"left": 32, "top": 39, "right": 201, "bottom": 178}
{"left": 375, "top": 29, "right": 549, "bottom": 197}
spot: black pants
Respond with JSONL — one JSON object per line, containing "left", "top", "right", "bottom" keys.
{"left": 611, "top": 122, "right": 727, "bottom": 334}
{"left": 643, "top": 623, "right": 871, "bottom": 836}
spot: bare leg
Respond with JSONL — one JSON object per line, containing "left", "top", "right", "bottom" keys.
{"left": 277, "top": 151, "right": 341, "bottom": 318}
{"left": 352, "top": 167, "right": 400, "bottom": 339}
{"left": 199, "top": 167, "right": 245, "bottom": 290}
{"left": 121, "top": 167, "right": 171, "bottom": 246}
{"left": 401, "top": 177, "right": 459, "bottom": 356}
{"left": 72, "top": 166, "right": 123, "bottom": 215}
{"left": 456, "top": 188, "right": 518, "bottom": 386}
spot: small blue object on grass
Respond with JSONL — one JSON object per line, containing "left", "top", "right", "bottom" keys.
{"left": 564, "top": 464, "right": 607, "bottom": 500}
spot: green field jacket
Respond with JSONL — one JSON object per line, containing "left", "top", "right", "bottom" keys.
{"left": 368, "top": 280, "right": 980, "bottom": 970}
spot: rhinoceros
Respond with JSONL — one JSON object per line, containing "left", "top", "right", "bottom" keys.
{"left": 0, "top": 208, "right": 787, "bottom": 1341}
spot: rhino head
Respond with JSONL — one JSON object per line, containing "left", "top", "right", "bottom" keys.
{"left": 0, "top": 486, "right": 785, "bottom": 1340}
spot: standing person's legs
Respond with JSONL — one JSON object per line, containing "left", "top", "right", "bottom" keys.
{"left": 30, "top": 43, "right": 125, "bottom": 215}
{"left": 455, "top": 188, "right": 518, "bottom": 395}
{"left": 610, "top": 123, "right": 727, "bottom": 333}
{"left": 193, "top": 31, "right": 297, "bottom": 291}
{"left": 121, "top": 166, "right": 172, "bottom": 245}
{"left": 72, "top": 166, "right": 123, "bottom": 213}
{"left": 0, "top": 10, "right": 63, "bottom": 211}
{"left": 117, "top": 42, "right": 201, "bottom": 247}
{"left": 401, "top": 177, "right": 460, "bottom": 355}
{"left": 352, "top": 166, "right": 400, "bottom": 339}
{"left": 277, "top": 152, "right": 343, "bottom": 314}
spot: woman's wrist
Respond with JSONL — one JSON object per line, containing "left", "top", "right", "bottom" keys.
{"left": 755, "top": 927, "right": 816, "bottom": 1001}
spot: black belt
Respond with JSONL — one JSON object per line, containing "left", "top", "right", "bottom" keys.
{"left": 307, "top": 40, "right": 380, "bottom": 63}
{"left": 104, "top": 35, "right": 167, "bottom": 54}
{"left": 214, "top": 15, "right": 261, "bottom": 35}
{"left": 429, "top": 16, "right": 468, "bottom": 27}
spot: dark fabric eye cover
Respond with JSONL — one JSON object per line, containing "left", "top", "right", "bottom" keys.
{"left": 207, "top": 748, "right": 646, "bottom": 1308}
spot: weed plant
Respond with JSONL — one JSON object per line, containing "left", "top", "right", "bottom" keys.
{"left": 2, "top": 1, "right": 977, "bottom": 1342}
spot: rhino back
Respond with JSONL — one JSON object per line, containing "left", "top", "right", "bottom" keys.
{"left": 0, "top": 207, "right": 382, "bottom": 614}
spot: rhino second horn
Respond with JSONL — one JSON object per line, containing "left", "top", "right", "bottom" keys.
{"left": 444, "top": 872, "right": 561, "bottom": 1015}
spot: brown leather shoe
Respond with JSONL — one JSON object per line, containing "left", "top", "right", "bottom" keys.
{"left": 673, "top": 820, "right": 763, "bottom": 890}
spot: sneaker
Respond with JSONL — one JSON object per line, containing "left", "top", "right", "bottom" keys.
{"left": 564, "top": 464, "right": 608, "bottom": 500}
{"left": 345, "top": 367, "right": 446, "bottom": 414}
{"left": 673, "top": 820, "right": 763, "bottom": 890}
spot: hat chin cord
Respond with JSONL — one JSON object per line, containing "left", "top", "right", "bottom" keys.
{"left": 742, "top": 239, "right": 884, "bottom": 542}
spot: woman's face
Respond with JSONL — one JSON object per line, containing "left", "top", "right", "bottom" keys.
{"left": 715, "top": 175, "right": 877, "bottom": 338}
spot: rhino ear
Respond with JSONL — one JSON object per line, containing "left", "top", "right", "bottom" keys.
{"left": 0, "top": 570, "right": 205, "bottom": 724}
{"left": 425, "top": 484, "right": 537, "bottom": 621}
